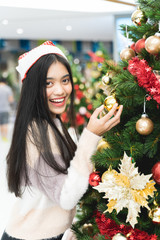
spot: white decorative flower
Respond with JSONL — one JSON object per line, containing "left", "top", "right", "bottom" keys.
{"left": 94, "top": 152, "right": 156, "bottom": 228}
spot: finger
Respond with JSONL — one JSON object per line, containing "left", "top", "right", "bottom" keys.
{"left": 99, "top": 111, "right": 103, "bottom": 119}
{"left": 113, "top": 105, "right": 123, "bottom": 117}
{"left": 91, "top": 105, "right": 104, "bottom": 119}
{"left": 110, "top": 106, "right": 123, "bottom": 124}
{"left": 101, "top": 103, "right": 118, "bottom": 121}
{"left": 104, "top": 105, "right": 123, "bottom": 127}
{"left": 107, "top": 119, "right": 120, "bottom": 131}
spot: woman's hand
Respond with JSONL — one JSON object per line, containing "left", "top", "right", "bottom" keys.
{"left": 86, "top": 103, "right": 123, "bottom": 136}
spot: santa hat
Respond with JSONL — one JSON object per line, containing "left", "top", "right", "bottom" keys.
{"left": 16, "top": 41, "right": 68, "bottom": 82}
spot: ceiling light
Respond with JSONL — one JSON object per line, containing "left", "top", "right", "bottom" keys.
{"left": 16, "top": 28, "right": 24, "bottom": 34}
{"left": 66, "top": 25, "right": 72, "bottom": 31}
{"left": 2, "top": 19, "right": 8, "bottom": 25}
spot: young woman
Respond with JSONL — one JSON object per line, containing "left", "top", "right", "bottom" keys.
{"left": 2, "top": 41, "right": 123, "bottom": 240}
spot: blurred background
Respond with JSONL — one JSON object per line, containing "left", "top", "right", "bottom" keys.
{"left": 0, "top": 0, "right": 136, "bottom": 236}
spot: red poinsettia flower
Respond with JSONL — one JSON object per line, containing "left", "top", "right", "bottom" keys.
{"left": 94, "top": 211, "right": 158, "bottom": 240}
{"left": 128, "top": 57, "right": 160, "bottom": 104}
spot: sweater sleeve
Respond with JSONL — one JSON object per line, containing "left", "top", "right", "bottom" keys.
{"left": 26, "top": 126, "right": 101, "bottom": 210}
{"left": 60, "top": 128, "right": 101, "bottom": 210}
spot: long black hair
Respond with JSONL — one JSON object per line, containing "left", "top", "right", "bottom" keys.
{"left": 7, "top": 54, "right": 77, "bottom": 197}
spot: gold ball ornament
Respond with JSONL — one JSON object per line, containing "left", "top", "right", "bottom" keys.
{"left": 131, "top": 8, "right": 147, "bottom": 26}
{"left": 95, "top": 50, "right": 104, "bottom": 58}
{"left": 106, "top": 59, "right": 117, "bottom": 66}
{"left": 102, "top": 74, "right": 110, "bottom": 85}
{"left": 75, "top": 98, "right": 80, "bottom": 105}
{"left": 145, "top": 33, "right": 160, "bottom": 55}
{"left": 149, "top": 207, "right": 160, "bottom": 224}
{"left": 112, "top": 233, "right": 127, "bottom": 240}
{"left": 120, "top": 47, "right": 135, "bottom": 61}
{"left": 79, "top": 83, "right": 85, "bottom": 90}
{"left": 101, "top": 169, "right": 117, "bottom": 182}
{"left": 73, "top": 77, "right": 77, "bottom": 83}
{"left": 97, "top": 138, "right": 110, "bottom": 152}
{"left": 82, "top": 223, "right": 93, "bottom": 235}
{"left": 104, "top": 95, "right": 118, "bottom": 111}
{"left": 136, "top": 113, "right": 154, "bottom": 135}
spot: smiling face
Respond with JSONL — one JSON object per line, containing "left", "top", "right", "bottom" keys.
{"left": 46, "top": 60, "right": 72, "bottom": 118}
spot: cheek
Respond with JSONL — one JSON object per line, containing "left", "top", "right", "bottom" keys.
{"left": 67, "top": 83, "right": 73, "bottom": 95}
{"left": 46, "top": 89, "right": 52, "bottom": 99}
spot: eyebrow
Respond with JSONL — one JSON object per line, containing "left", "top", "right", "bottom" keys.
{"left": 46, "top": 74, "right": 70, "bottom": 80}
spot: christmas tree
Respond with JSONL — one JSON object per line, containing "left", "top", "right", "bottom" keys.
{"left": 72, "top": 0, "right": 160, "bottom": 239}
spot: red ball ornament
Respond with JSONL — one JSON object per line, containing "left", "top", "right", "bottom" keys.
{"left": 89, "top": 172, "right": 101, "bottom": 186}
{"left": 130, "top": 43, "right": 135, "bottom": 51}
{"left": 135, "top": 38, "right": 145, "bottom": 53}
{"left": 152, "top": 162, "right": 160, "bottom": 184}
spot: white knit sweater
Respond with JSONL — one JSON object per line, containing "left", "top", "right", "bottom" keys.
{"left": 5, "top": 119, "right": 101, "bottom": 240}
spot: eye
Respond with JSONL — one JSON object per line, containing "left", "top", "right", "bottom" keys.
{"left": 46, "top": 81, "right": 53, "bottom": 88}
{"left": 62, "top": 78, "right": 70, "bottom": 84}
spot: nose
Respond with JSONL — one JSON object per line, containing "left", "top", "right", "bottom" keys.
{"left": 52, "top": 82, "right": 65, "bottom": 95}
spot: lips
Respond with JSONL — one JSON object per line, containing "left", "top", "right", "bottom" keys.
{"left": 49, "top": 97, "right": 66, "bottom": 106}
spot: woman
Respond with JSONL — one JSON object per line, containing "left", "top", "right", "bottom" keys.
{"left": 2, "top": 41, "right": 123, "bottom": 240}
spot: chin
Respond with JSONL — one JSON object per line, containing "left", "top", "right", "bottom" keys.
{"left": 50, "top": 108, "right": 66, "bottom": 116}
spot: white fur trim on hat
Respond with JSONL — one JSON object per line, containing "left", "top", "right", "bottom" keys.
{"left": 16, "top": 41, "right": 68, "bottom": 82}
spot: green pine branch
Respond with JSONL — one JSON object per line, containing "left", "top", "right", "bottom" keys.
{"left": 137, "top": 0, "right": 160, "bottom": 21}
